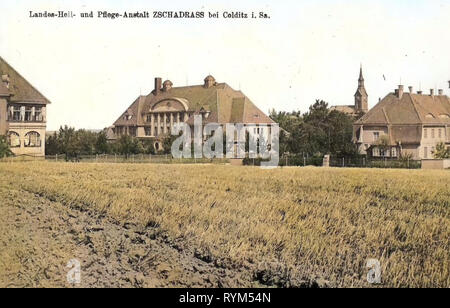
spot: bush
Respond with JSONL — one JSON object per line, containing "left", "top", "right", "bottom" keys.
{"left": 0, "top": 135, "right": 13, "bottom": 158}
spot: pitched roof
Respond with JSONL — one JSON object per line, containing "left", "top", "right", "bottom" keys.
{"left": 330, "top": 105, "right": 356, "bottom": 114}
{"left": 113, "top": 79, "right": 275, "bottom": 127}
{"left": 356, "top": 92, "right": 450, "bottom": 126}
{"left": 0, "top": 56, "right": 51, "bottom": 104}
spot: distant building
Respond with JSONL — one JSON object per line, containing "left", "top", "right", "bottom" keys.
{"left": 0, "top": 57, "right": 51, "bottom": 157}
{"left": 354, "top": 85, "right": 450, "bottom": 159}
{"left": 110, "top": 75, "right": 275, "bottom": 151}
{"left": 331, "top": 65, "right": 369, "bottom": 116}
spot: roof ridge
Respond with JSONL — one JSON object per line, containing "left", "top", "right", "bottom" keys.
{"left": 408, "top": 93, "right": 423, "bottom": 123}
{"left": 0, "top": 56, "right": 51, "bottom": 104}
{"left": 382, "top": 107, "right": 390, "bottom": 124}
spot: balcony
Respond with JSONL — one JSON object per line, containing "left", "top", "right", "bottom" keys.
{"left": 8, "top": 115, "right": 45, "bottom": 123}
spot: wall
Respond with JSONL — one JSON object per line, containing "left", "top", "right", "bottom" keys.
{"left": 361, "top": 126, "right": 389, "bottom": 146}
{"left": 0, "top": 98, "right": 7, "bottom": 135}
{"left": 401, "top": 144, "right": 420, "bottom": 160}
{"left": 420, "top": 126, "right": 447, "bottom": 159}
{"left": 422, "top": 159, "right": 450, "bottom": 170}
{"left": 8, "top": 122, "right": 46, "bottom": 157}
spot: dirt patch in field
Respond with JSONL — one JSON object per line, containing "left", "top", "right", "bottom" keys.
{"left": 0, "top": 187, "right": 262, "bottom": 288}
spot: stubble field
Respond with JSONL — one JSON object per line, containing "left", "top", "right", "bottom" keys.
{"left": 0, "top": 162, "right": 448, "bottom": 288}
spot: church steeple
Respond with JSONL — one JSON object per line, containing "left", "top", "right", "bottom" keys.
{"left": 355, "top": 65, "right": 368, "bottom": 113}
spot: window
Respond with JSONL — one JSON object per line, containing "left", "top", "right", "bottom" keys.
{"left": 24, "top": 131, "right": 41, "bottom": 147}
{"left": 391, "top": 147, "right": 397, "bottom": 157}
{"left": 380, "top": 148, "right": 385, "bottom": 157}
{"left": 145, "top": 127, "right": 151, "bottom": 136}
{"left": 12, "top": 106, "right": 21, "bottom": 121}
{"left": 25, "top": 107, "right": 32, "bottom": 121}
{"left": 431, "top": 129, "right": 435, "bottom": 138}
{"left": 424, "top": 129, "right": 428, "bottom": 139}
{"left": 35, "top": 107, "right": 42, "bottom": 122}
{"left": 373, "top": 132, "right": 380, "bottom": 142}
{"left": 129, "top": 127, "right": 136, "bottom": 137}
{"left": 7, "top": 131, "right": 20, "bottom": 148}
{"left": 372, "top": 147, "right": 380, "bottom": 157}
{"left": 438, "top": 129, "right": 442, "bottom": 139}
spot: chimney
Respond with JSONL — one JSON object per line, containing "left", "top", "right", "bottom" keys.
{"left": 430, "top": 89, "right": 434, "bottom": 96}
{"left": 408, "top": 86, "right": 413, "bottom": 93}
{"left": 438, "top": 89, "right": 443, "bottom": 95}
{"left": 397, "top": 85, "right": 404, "bottom": 99}
{"left": 154, "top": 77, "right": 162, "bottom": 95}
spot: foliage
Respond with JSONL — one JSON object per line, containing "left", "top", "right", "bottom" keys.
{"left": 0, "top": 135, "right": 13, "bottom": 158}
{"left": 270, "top": 100, "right": 358, "bottom": 157}
{"left": 433, "top": 142, "right": 450, "bottom": 159}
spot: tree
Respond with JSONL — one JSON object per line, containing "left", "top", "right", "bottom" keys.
{"left": 270, "top": 100, "right": 357, "bottom": 157}
{"left": 0, "top": 135, "right": 13, "bottom": 158}
{"left": 116, "top": 135, "right": 142, "bottom": 156}
{"left": 58, "top": 126, "right": 81, "bottom": 160}
{"left": 45, "top": 132, "right": 60, "bottom": 155}
{"left": 95, "top": 131, "right": 109, "bottom": 154}
{"left": 433, "top": 142, "right": 450, "bottom": 159}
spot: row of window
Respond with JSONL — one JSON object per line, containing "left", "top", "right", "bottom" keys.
{"left": 7, "top": 131, "right": 41, "bottom": 148}
{"left": 8, "top": 106, "right": 44, "bottom": 122}
{"left": 423, "top": 128, "right": 444, "bottom": 139}
{"left": 146, "top": 112, "right": 187, "bottom": 123}
{"left": 372, "top": 147, "right": 397, "bottom": 157}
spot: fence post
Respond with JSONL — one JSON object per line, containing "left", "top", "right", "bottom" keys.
{"left": 285, "top": 156, "right": 288, "bottom": 167}
{"left": 303, "top": 157, "right": 306, "bottom": 166}
{"left": 407, "top": 158, "right": 410, "bottom": 168}
{"left": 342, "top": 157, "right": 345, "bottom": 167}
{"left": 56, "top": 154, "right": 58, "bottom": 162}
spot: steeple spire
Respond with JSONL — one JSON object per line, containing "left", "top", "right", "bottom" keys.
{"left": 358, "top": 64, "right": 365, "bottom": 86}
{"left": 355, "top": 65, "right": 368, "bottom": 113}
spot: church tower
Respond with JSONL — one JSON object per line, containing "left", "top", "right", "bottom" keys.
{"left": 354, "top": 65, "right": 368, "bottom": 113}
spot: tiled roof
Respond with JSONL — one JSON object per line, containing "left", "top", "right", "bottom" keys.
{"left": 113, "top": 79, "right": 275, "bottom": 127}
{"left": 0, "top": 56, "right": 51, "bottom": 104}
{"left": 356, "top": 92, "right": 450, "bottom": 125}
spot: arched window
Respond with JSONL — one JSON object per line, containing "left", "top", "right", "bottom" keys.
{"left": 24, "top": 131, "right": 41, "bottom": 147}
{"left": 7, "top": 131, "right": 20, "bottom": 148}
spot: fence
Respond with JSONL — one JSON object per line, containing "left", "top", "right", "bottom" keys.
{"left": 44, "top": 154, "right": 229, "bottom": 165}
{"left": 1, "top": 153, "right": 422, "bottom": 169}
{"left": 245, "top": 155, "right": 421, "bottom": 169}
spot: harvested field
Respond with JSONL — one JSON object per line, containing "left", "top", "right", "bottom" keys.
{"left": 0, "top": 162, "right": 448, "bottom": 287}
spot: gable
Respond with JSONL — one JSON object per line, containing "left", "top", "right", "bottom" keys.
{"left": 0, "top": 56, "right": 51, "bottom": 104}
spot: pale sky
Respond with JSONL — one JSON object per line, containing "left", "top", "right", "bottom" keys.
{"left": 1, "top": 0, "right": 450, "bottom": 130}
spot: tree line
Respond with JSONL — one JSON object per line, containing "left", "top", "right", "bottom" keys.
{"left": 45, "top": 126, "right": 164, "bottom": 159}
